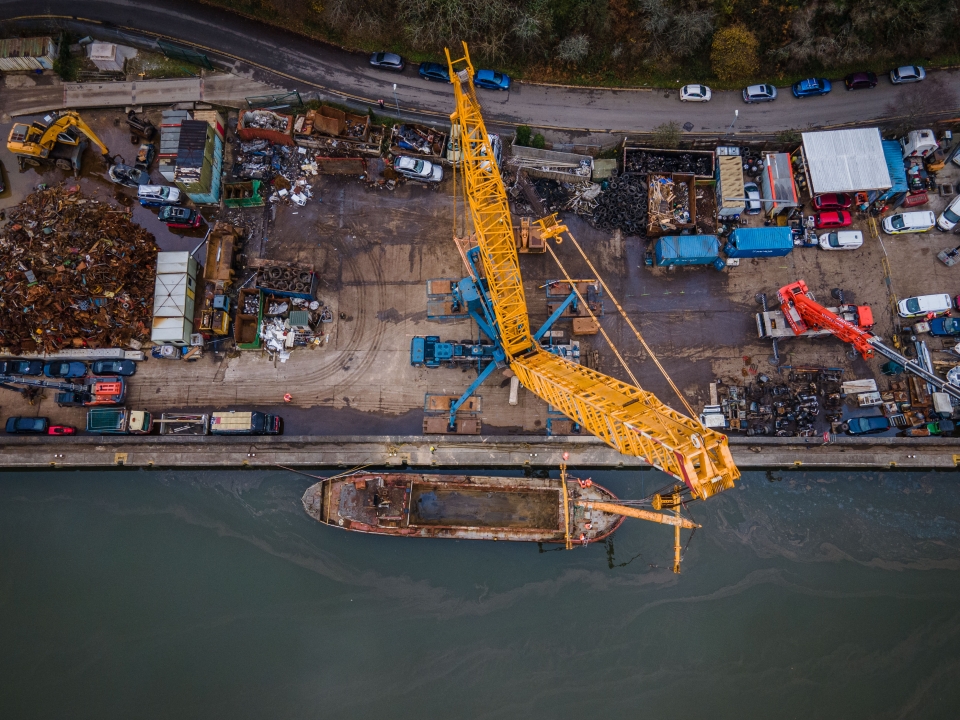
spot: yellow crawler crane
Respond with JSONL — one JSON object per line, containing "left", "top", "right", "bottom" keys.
{"left": 444, "top": 42, "right": 740, "bottom": 505}
{"left": 7, "top": 111, "right": 110, "bottom": 174}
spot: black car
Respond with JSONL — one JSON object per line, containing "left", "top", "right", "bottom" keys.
{"left": 0, "top": 359, "right": 44, "bottom": 376}
{"left": 369, "top": 52, "right": 405, "bottom": 72}
{"left": 5, "top": 416, "right": 49, "bottom": 434}
{"left": 43, "top": 361, "right": 87, "bottom": 378}
{"left": 91, "top": 359, "right": 137, "bottom": 377}
{"left": 418, "top": 62, "right": 450, "bottom": 82}
{"left": 844, "top": 71, "right": 878, "bottom": 90}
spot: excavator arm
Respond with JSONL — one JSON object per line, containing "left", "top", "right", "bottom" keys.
{"left": 445, "top": 43, "right": 740, "bottom": 499}
{"left": 7, "top": 111, "right": 110, "bottom": 161}
{"left": 778, "top": 280, "right": 875, "bottom": 359}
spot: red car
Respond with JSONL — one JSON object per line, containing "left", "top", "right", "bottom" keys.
{"left": 814, "top": 210, "right": 852, "bottom": 229}
{"left": 813, "top": 193, "right": 853, "bottom": 210}
{"left": 47, "top": 425, "right": 77, "bottom": 435}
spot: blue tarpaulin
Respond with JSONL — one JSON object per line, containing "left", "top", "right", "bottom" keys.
{"left": 878, "top": 140, "right": 908, "bottom": 202}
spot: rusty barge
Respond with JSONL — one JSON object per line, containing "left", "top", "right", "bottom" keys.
{"left": 300, "top": 472, "right": 627, "bottom": 544}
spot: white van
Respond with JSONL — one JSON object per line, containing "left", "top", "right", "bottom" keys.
{"left": 897, "top": 293, "right": 952, "bottom": 318}
{"left": 138, "top": 185, "right": 182, "bottom": 207}
{"left": 818, "top": 230, "right": 863, "bottom": 250}
{"left": 882, "top": 210, "right": 936, "bottom": 235}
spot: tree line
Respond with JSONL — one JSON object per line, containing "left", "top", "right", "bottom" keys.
{"left": 219, "top": 0, "right": 960, "bottom": 81}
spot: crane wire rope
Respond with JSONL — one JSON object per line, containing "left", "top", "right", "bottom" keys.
{"left": 552, "top": 229, "right": 697, "bottom": 418}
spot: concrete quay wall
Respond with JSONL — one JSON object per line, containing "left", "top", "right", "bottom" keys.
{"left": 1, "top": 435, "right": 958, "bottom": 471}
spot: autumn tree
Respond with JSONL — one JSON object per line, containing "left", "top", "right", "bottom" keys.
{"left": 710, "top": 24, "right": 759, "bottom": 81}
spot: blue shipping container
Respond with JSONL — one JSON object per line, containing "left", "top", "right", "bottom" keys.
{"left": 724, "top": 227, "right": 793, "bottom": 258}
{"left": 655, "top": 235, "right": 720, "bottom": 266}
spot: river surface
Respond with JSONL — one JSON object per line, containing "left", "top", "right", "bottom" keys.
{"left": 1, "top": 467, "right": 959, "bottom": 719}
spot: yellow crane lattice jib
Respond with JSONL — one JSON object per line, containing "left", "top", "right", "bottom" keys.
{"left": 511, "top": 350, "right": 740, "bottom": 498}
{"left": 445, "top": 43, "right": 533, "bottom": 358}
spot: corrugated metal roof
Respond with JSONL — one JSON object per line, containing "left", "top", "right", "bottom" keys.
{"left": 881, "top": 140, "right": 908, "bottom": 194}
{"left": 717, "top": 156, "right": 745, "bottom": 209}
{"left": 176, "top": 120, "right": 212, "bottom": 170}
{"left": 761, "top": 153, "right": 799, "bottom": 208}
{"left": 802, "top": 128, "right": 892, "bottom": 193}
{"left": 728, "top": 227, "right": 793, "bottom": 249}
{"left": 0, "top": 37, "right": 55, "bottom": 71}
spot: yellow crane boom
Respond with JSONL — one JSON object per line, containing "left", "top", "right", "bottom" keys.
{"left": 444, "top": 43, "right": 739, "bottom": 500}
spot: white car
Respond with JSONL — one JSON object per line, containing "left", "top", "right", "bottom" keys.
{"left": 897, "top": 293, "right": 952, "bottom": 318}
{"left": 679, "top": 84, "right": 711, "bottom": 102}
{"left": 744, "top": 182, "right": 761, "bottom": 214}
{"left": 890, "top": 65, "right": 925, "bottom": 84}
{"left": 394, "top": 155, "right": 443, "bottom": 183}
{"left": 937, "top": 194, "right": 960, "bottom": 232}
{"left": 818, "top": 230, "right": 863, "bottom": 250}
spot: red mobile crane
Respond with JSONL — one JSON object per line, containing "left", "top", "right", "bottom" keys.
{"left": 775, "top": 279, "right": 960, "bottom": 402}
{"left": 777, "top": 280, "right": 876, "bottom": 359}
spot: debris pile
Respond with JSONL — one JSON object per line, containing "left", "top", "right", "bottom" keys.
{"left": 589, "top": 175, "right": 649, "bottom": 236}
{"left": 648, "top": 175, "right": 690, "bottom": 232}
{"left": 243, "top": 110, "right": 290, "bottom": 132}
{"left": 0, "top": 185, "right": 158, "bottom": 354}
{"left": 625, "top": 150, "right": 711, "bottom": 176}
{"left": 393, "top": 124, "right": 442, "bottom": 155}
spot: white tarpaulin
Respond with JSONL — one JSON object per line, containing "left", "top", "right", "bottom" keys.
{"left": 802, "top": 128, "right": 892, "bottom": 194}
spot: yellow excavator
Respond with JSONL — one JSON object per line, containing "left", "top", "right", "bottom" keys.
{"left": 6, "top": 111, "right": 110, "bottom": 175}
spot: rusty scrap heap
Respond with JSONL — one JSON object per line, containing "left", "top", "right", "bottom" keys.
{"left": 0, "top": 185, "right": 158, "bottom": 354}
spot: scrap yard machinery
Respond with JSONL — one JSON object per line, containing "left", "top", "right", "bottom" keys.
{"left": 0, "top": 375, "right": 127, "bottom": 407}
{"left": 443, "top": 43, "right": 740, "bottom": 509}
{"left": 777, "top": 280, "right": 960, "bottom": 401}
{"left": 6, "top": 111, "right": 110, "bottom": 174}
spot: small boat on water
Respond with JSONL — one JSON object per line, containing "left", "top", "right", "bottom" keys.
{"left": 301, "top": 472, "right": 627, "bottom": 544}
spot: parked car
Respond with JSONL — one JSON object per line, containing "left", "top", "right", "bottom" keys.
{"left": 43, "top": 361, "right": 87, "bottom": 378}
{"left": 844, "top": 415, "right": 891, "bottom": 435}
{"left": 742, "top": 84, "right": 777, "bottom": 103}
{"left": 369, "top": 52, "right": 405, "bottom": 72}
{"left": 882, "top": 210, "right": 936, "bottom": 235}
{"left": 929, "top": 317, "right": 960, "bottom": 336}
{"left": 844, "top": 71, "right": 878, "bottom": 90}
{"left": 890, "top": 65, "right": 925, "bottom": 84}
{"left": 138, "top": 185, "right": 181, "bottom": 207}
{"left": 158, "top": 206, "right": 203, "bottom": 228}
{"left": 418, "top": 62, "right": 449, "bottom": 82}
{"left": 679, "top": 84, "right": 711, "bottom": 102}
{"left": 792, "top": 78, "right": 831, "bottom": 98}
{"left": 744, "top": 182, "right": 761, "bottom": 214}
{"left": 898, "top": 293, "right": 952, "bottom": 318}
{"left": 936, "top": 194, "right": 960, "bottom": 232}
{"left": 813, "top": 193, "right": 853, "bottom": 210}
{"left": 814, "top": 210, "right": 852, "bottom": 229}
{"left": 474, "top": 69, "right": 510, "bottom": 91}
{"left": 47, "top": 425, "right": 77, "bottom": 436}
{"left": 5, "top": 416, "right": 49, "bottom": 434}
{"left": 91, "top": 359, "right": 137, "bottom": 377}
{"left": 108, "top": 163, "right": 149, "bottom": 187}
{"left": 0, "top": 360, "right": 43, "bottom": 376}
{"left": 394, "top": 155, "right": 443, "bottom": 183}
{"left": 818, "top": 230, "right": 863, "bottom": 250}
{"left": 135, "top": 142, "right": 155, "bottom": 169}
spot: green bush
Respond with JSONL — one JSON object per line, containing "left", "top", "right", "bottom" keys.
{"left": 515, "top": 125, "right": 532, "bottom": 147}
{"left": 532, "top": 133, "right": 546, "bottom": 149}
{"left": 651, "top": 121, "right": 682, "bottom": 149}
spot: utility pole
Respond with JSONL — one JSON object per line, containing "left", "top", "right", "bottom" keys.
{"left": 392, "top": 83, "right": 400, "bottom": 119}
{"left": 726, "top": 109, "right": 739, "bottom": 137}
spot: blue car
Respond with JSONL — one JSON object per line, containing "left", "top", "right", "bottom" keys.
{"left": 792, "top": 78, "right": 832, "bottom": 98}
{"left": 929, "top": 318, "right": 960, "bottom": 337}
{"left": 43, "top": 361, "right": 87, "bottom": 379}
{"left": 845, "top": 415, "right": 890, "bottom": 435}
{"left": 418, "top": 62, "right": 449, "bottom": 82}
{"left": 474, "top": 69, "right": 510, "bottom": 91}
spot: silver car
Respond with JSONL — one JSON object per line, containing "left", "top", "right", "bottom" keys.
{"left": 394, "top": 156, "right": 443, "bottom": 183}
{"left": 742, "top": 84, "right": 777, "bottom": 103}
{"left": 744, "top": 182, "right": 761, "bottom": 214}
{"left": 370, "top": 52, "right": 405, "bottom": 72}
{"left": 890, "top": 65, "right": 925, "bottom": 84}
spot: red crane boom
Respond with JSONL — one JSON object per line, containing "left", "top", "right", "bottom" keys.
{"left": 777, "top": 280, "right": 875, "bottom": 359}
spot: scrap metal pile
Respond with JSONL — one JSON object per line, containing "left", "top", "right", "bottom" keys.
{"left": 648, "top": 175, "right": 690, "bottom": 232}
{"left": 589, "top": 175, "right": 649, "bottom": 236}
{"left": 232, "top": 139, "right": 318, "bottom": 207}
{"left": 243, "top": 110, "right": 290, "bottom": 132}
{"left": 0, "top": 185, "right": 158, "bottom": 354}
{"left": 625, "top": 150, "right": 711, "bottom": 176}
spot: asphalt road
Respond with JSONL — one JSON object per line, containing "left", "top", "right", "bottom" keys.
{"left": 2, "top": 0, "right": 959, "bottom": 134}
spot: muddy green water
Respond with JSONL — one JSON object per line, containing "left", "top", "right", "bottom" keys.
{"left": 1, "top": 468, "right": 959, "bottom": 719}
